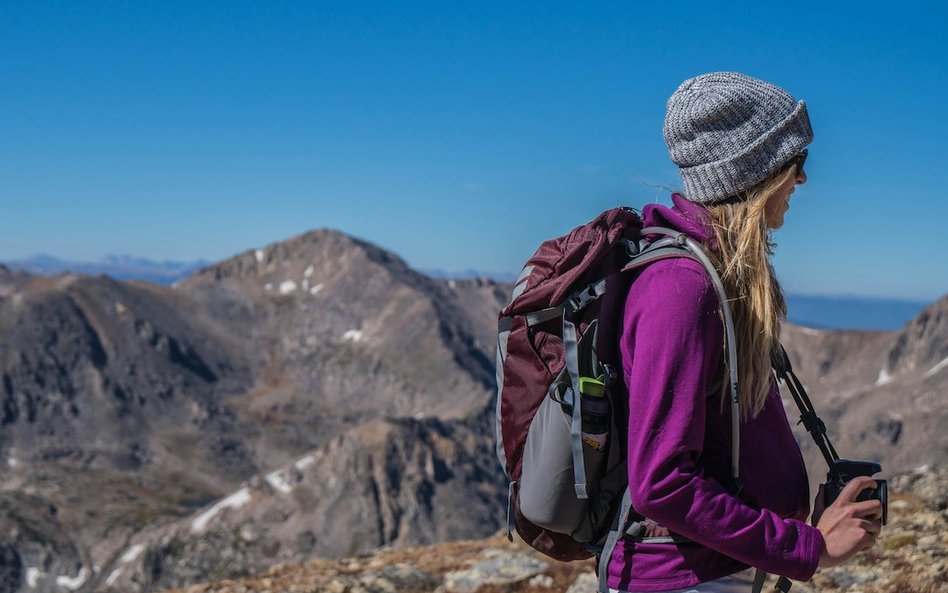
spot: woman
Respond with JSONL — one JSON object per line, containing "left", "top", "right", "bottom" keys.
{"left": 606, "top": 72, "right": 884, "bottom": 592}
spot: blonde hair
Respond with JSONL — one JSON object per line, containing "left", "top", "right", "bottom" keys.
{"left": 703, "top": 167, "right": 794, "bottom": 420}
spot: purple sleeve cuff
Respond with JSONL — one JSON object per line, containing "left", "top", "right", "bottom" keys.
{"left": 791, "top": 521, "right": 824, "bottom": 582}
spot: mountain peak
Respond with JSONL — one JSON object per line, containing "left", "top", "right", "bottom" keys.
{"left": 184, "top": 228, "right": 418, "bottom": 289}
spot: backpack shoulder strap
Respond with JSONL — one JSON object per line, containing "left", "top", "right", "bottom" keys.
{"left": 633, "top": 227, "right": 744, "bottom": 491}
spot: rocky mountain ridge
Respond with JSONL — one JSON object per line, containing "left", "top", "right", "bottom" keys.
{"left": 0, "top": 230, "right": 508, "bottom": 593}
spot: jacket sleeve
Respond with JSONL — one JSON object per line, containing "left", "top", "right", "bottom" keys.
{"left": 621, "top": 261, "right": 823, "bottom": 581}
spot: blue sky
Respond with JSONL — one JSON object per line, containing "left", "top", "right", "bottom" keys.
{"left": 1, "top": 1, "right": 946, "bottom": 300}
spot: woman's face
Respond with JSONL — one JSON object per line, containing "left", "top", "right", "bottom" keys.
{"left": 765, "top": 161, "right": 808, "bottom": 229}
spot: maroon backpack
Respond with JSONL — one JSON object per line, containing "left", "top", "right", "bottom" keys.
{"left": 494, "top": 207, "right": 743, "bottom": 563}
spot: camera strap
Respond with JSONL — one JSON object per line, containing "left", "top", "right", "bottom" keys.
{"left": 772, "top": 342, "right": 841, "bottom": 480}
{"left": 752, "top": 568, "right": 793, "bottom": 593}
{"left": 753, "top": 343, "right": 840, "bottom": 593}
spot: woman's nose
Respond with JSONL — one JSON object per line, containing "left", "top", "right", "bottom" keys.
{"left": 796, "top": 168, "right": 808, "bottom": 185}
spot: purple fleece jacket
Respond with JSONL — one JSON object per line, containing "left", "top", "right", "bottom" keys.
{"left": 607, "top": 194, "right": 823, "bottom": 592}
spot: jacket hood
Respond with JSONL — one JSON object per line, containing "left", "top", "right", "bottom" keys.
{"left": 642, "top": 193, "right": 715, "bottom": 244}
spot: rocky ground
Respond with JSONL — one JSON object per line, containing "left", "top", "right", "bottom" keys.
{"left": 159, "top": 466, "right": 947, "bottom": 593}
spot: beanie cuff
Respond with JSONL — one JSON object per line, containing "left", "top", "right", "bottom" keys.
{"left": 678, "top": 100, "right": 813, "bottom": 204}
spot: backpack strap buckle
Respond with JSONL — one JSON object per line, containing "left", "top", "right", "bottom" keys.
{"left": 620, "top": 237, "right": 643, "bottom": 258}
{"left": 622, "top": 518, "right": 693, "bottom": 545}
{"left": 565, "top": 279, "right": 608, "bottom": 314}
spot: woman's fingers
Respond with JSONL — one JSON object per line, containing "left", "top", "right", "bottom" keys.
{"left": 856, "top": 518, "right": 883, "bottom": 535}
{"left": 853, "top": 499, "right": 884, "bottom": 521}
{"left": 816, "top": 476, "right": 886, "bottom": 567}
{"left": 838, "top": 477, "right": 877, "bottom": 502}
{"left": 860, "top": 528, "right": 880, "bottom": 551}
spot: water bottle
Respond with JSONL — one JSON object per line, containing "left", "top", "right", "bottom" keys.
{"left": 579, "top": 377, "right": 611, "bottom": 444}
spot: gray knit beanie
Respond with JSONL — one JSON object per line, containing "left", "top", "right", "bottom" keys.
{"left": 663, "top": 71, "right": 813, "bottom": 204}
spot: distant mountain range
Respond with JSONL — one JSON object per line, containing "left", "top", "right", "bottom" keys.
{"left": 3, "top": 256, "right": 932, "bottom": 330}
{"left": 2, "top": 254, "right": 210, "bottom": 285}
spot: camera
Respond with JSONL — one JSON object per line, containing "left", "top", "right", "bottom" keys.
{"left": 823, "top": 459, "right": 888, "bottom": 525}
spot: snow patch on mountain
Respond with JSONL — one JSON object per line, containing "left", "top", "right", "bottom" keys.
{"left": 191, "top": 488, "right": 252, "bottom": 533}
{"left": 266, "top": 470, "right": 293, "bottom": 494}
{"left": 106, "top": 569, "right": 122, "bottom": 587}
{"left": 923, "top": 356, "right": 948, "bottom": 379}
{"left": 295, "top": 454, "right": 316, "bottom": 470}
{"left": 121, "top": 544, "right": 145, "bottom": 563}
{"left": 876, "top": 369, "right": 893, "bottom": 386}
{"left": 56, "top": 567, "right": 87, "bottom": 590}
{"left": 26, "top": 567, "right": 42, "bottom": 588}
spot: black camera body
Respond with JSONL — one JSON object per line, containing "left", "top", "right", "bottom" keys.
{"left": 823, "top": 459, "right": 888, "bottom": 525}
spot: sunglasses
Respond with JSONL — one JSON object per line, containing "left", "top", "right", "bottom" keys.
{"left": 784, "top": 148, "right": 808, "bottom": 174}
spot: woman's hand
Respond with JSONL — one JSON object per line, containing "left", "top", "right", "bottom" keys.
{"left": 815, "top": 476, "right": 884, "bottom": 568}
